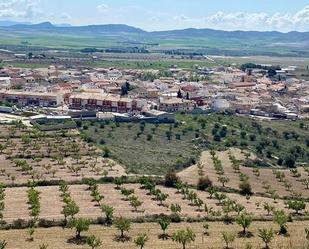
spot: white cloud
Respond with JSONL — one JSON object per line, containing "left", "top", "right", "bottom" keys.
{"left": 97, "top": 3, "right": 109, "bottom": 13}
{"left": 204, "top": 5, "right": 309, "bottom": 31}
{"left": 0, "top": 0, "right": 41, "bottom": 19}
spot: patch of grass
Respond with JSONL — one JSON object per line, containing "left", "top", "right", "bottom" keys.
{"left": 80, "top": 114, "right": 309, "bottom": 175}
{"left": 80, "top": 121, "right": 201, "bottom": 175}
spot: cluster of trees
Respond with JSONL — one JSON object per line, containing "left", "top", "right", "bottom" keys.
{"left": 139, "top": 70, "right": 173, "bottom": 82}
{"left": 240, "top": 63, "right": 281, "bottom": 76}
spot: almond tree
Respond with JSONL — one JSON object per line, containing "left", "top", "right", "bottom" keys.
{"left": 172, "top": 228, "right": 196, "bottom": 249}
{"left": 158, "top": 217, "right": 171, "bottom": 240}
{"left": 114, "top": 217, "right": 131, "bottom": 239}
{"left": 221, "top": 232, "right": 235, "bottom": 249}
{"left": 62, "top": 200, "right": 79, "bottom": 224}
{"left": 218, "top": 176, "right": 230, "bottom": 187}
{"left": 39, "top": 244, "right": 48, "bottom": 249}
{"left": 101, "top": 204, "right": 114, "bottom": 225}
{"left": 0, "top": 241, "right": 7, "bottom": 249}
{"left": 68, "top": 218, "right": 90, "bottom": 239}
{"left": 236, "top": 213, "right": 253, "bottom": 235}
{"left": 273, "top": 210, "right": 289, "bottom": 235}
{"left": 86, "top": 235, "right": 102, "bottom": 249}
{"left": 170, "top": 203, "right": 182, "bottom": 215}
{"left": 263, "top": 202, "right": 275, "bottom": 215}
{"left": 258, "top": 228, "right": 274, "bottom": 249}
{"left": 129, "top": 196, "right": 143, "bottom": 212}
{"left": 287, "top": 200, "right": 306, "bottom": 215}
{"left": 134, "top": 233, "right": 149, "bottom": 249}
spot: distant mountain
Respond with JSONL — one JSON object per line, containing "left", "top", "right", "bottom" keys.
{"left": 0, "top": 20, "right": 32, "bottom": 27}
{"left": 151, "top": 28, "right": 309, "bottom": 42}
{"left": 2, "top": 22, "right": 308, "bottom": 40}
{"left": 12, "top": 21, "right": 55, "bottom": 29}
{"left": 7, "top": 22, "right": 146, "bottom": 34}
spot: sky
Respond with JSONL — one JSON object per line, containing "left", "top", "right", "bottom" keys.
{"left": 0, "top": 0, "right": 309, "bottom": 32}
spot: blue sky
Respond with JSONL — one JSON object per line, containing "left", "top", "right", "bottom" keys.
{"left": 0, "top": 0, "right": 309, "bottom": 31}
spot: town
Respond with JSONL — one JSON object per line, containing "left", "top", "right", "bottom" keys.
{"left": 0, "top": 61, "right": 308, "bottom": 126}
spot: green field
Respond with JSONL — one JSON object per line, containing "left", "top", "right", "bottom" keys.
{"left": 0, "top": 28, "right": 308, "bottom": 57}
{"left": 80, "top": 114, "right": 309, "bottom": 175}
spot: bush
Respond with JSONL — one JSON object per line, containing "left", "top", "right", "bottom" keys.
{"left": 170, "top": 213, "right": 181, "bottom": 223}
{"left": 197, "top": 177, "right": 213, "bottom": 191}
{"left": 164, "top": 171, "right": 180, "bottom": 188}
{"left": 239, "top": 180, "right": 252, "bottom": 195}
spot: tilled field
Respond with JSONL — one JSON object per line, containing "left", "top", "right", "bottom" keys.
{"left": 0, "top": 221, "right": 308, "bottom": 249}
{"left": 2, "top": 183, "right": 308, "bottom": 223}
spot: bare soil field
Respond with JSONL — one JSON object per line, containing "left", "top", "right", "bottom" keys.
{"left": 0, "top": 221, "right": 308, "bottom": 249}
{"left": 2, "top": 183, "right": 308, "bottom": 223}
{"left": 178, "top": 148, "right": 309, "bottom": 198}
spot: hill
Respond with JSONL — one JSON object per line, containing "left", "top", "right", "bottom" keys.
{"left": 7, "top": 22, "right": 146, "bottom": 34}
{"left": 0, "top": 22, "right": 308, "bottom": 56}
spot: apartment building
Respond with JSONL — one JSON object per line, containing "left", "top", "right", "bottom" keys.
{"left": 159, "top": 97, "right": 194, "bottom": 112}
{"left": 0, "top": 90, "right": 64, "bottom": 107}
{"left": 69, "top": 92, "right": 146, "bottom": 113}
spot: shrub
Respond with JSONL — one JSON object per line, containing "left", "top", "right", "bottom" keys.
{"left": 239, "top": 180, "right": 252, "bottom": 196}
{"left": 164, "top": 171, "right": 180, "bottom": 187}
{"left": 197, "top": 176, "right": 212, "bottom": 191}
